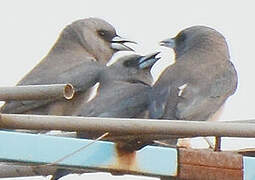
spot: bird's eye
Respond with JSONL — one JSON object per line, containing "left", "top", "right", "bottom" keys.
{"left": 98, "top": 31, "right": 105, "bottom": 36}
{"left": 98, "top": 30, "right": 114, "bottom": 41}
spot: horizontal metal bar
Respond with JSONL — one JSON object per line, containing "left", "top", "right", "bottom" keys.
{"left": 0, "top": 84, "right": 74, "bottom": 100}
{"left": 0, "top": 131, "right": 247, "bottom": 179}
{"left": 223, "top": 120, "right": 255, "bottom": 123}
{"left": 0, "top": 130, "right": 177, "bottom": 177}
{"left": 1, "top": 114, "right": 255, "bottom": 138}
{"left": 0, "top": 130, "right": 87, "bottom": 178}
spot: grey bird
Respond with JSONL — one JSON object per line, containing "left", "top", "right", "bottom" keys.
{"left": 1, "top": 17, "right": 135, "bottom": 115}
{"left": 51, "top": 52, "right": 160, "bottom": 180}
{"left": 149, "top": 26, "right": 238, "bottom": 146}
{"left": 75, "top": 52, "right": 160, "bottom": 149}
{"left": 76, "top": 52, "right": 160, "bottom": 117}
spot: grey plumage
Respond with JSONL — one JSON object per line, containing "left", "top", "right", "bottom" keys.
{"left": 149, "top": 26, "right": 238, "bottom": 144}
{"left": 76, "top": 53, "right": 160, "bottom": 117}
{"left": 1, "top": 18, "right": 134, "bottom": 115}
{"left": 76, "top": 52, "right": 160, "bottom": 150}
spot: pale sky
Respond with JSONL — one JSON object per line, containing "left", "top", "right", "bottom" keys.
{"left": 0, "top": 1, "right": 254, "bottom": 179}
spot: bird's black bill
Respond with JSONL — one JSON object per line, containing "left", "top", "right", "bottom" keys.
{"left": 111, "top": 36, "right": 137, "bottom": 51}
{"left": 138, "top": 52, "right": 161, "bottom": 69}
{"left": 159, "top": 38, "right": 176, "bottom": 49}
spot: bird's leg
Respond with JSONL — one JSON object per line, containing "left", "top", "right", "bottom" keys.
{"left": 214, "top": 136, "right": 221, "bottom": 151}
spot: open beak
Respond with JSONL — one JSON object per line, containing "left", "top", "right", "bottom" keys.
{"left": 111, "top": 36, "right": 137, "bottom": 51}
{"left": 159, "top": 38, "right": 176, "bottom": 49}
{"left": 138, "top": 52, "right": 161, "bottom": 69}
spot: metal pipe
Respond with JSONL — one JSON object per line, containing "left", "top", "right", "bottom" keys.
{"left": 1, "top": 114, "right": 255, "bottom": 138}
{"left": 223, "top": 119, "right": 255, "bottom": 123}
{"left": 0, "top": 84, "right": 75, "bottom": 100}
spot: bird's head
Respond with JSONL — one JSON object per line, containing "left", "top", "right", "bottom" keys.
{"left": 55, "top": 18, "right": 136, "bottom": 64}
{"left": 111, "top": 52, "right": 161, "bottom": 85}
{"left": 160, "top": 26, "right": 230, "bottom": 60}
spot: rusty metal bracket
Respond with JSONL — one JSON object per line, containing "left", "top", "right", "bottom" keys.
{"left": 178, "top": 148, "right": 243, "bottom": 180}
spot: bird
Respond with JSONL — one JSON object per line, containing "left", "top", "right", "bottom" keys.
{"left": 75, "top": 52, "right": 161, "bottom": 149}
{"left": 0, "top": 17, "right": 135, "bottom": 115}
{"left": 149, "top": 26, "right": 238, "bottom": 147}
{"left": 0, "top": 17, "right": 135, "bottom": 180}
{"left": 51, "top": 52, "right": 160, "bottom": 180}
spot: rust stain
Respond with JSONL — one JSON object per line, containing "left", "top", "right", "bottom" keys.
{"left": 108, "top": 143, "right": 140, "bottom": 174}
{"left": 115, "top": 143, "right": 137, "bottom": 168}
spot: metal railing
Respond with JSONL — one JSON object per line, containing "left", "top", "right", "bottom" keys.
{"left": 0, "top": 84, "right": 253, "bottom": 180}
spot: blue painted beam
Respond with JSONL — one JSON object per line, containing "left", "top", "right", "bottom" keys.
{"left": 0, "top": 130, "right": 177, "bottom": 177}
{"left": 243, "top": 156, "right": 255, "bottom": 180}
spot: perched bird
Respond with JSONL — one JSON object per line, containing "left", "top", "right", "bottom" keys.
{"left": 149, "top": 26, "right": 238, "bottom": 146}
{"left": 76, "top": 52, "right": 160, "bottom": 117}
{"left": 75, "top": 52, "right": 160, "bottom": 148}
{"left": 51, "top": 52, "right": 160, "bottom": 180}
{"left": 1, "top": 17, "right": 135, "bottom": 115}
{"left": 0, "top": 18, "right": 134, "bottom": 180}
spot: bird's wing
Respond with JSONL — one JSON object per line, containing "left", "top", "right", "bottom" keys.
{"left": 78, "top": 81, "right": 151, "bottom": 118}
{"left": 148, "top": 63, "right": 183, "bottom": 119}
{"left": 148, "top": 86, "right": 171, "bottom": 119}
{"left": 1, "top": 61, "right": 104, "bottom": 114}
{"left": 176, "top": 61, "right": 238, "bottom": 120}
{"left": 98, "top": 85, "right": 151, "bottom": 118}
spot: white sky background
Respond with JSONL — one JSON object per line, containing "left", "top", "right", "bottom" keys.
{"left": 0, "top": 0, "right": 254, "bottom": 179}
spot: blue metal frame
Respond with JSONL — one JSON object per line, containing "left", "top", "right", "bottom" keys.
{"left": 244, "top": 156, "right": 255, "bottom": 180}
{"left": 0, "top": 130, "right": 177, "bottom": 177}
